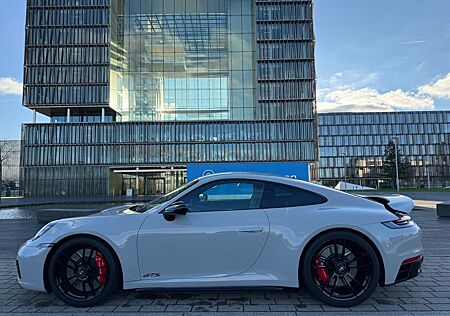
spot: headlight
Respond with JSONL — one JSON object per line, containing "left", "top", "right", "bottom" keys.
{"left": 32, "top": 222, "right": 57, "bottom": 241}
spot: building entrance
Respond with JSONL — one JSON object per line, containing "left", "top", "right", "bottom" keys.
{"left": 109, "top": 167, "right": 187, "bottom": 196}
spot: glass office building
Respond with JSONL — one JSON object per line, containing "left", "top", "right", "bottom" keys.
{"left": 22, "top": 0, "right": 317, "bottom": 197}
{"left": 318, "top": 111, "right": 450, "bottom": 189}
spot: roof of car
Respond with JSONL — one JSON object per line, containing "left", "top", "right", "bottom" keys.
{"left": 198, "top": 172, "right": 306, "bottom": 182}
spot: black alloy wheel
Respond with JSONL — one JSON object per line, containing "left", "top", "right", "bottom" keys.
{"left": 301, "top": 231, "right": 380, "bottom": 307}
{"left": 48, "top": 237, "right": 120, "bottom": 307}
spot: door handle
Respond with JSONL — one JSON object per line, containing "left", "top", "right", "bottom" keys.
{"left": 239, "top": 227, "right": 264, "bottom": 233}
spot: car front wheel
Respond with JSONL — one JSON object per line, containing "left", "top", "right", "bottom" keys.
{"left": 301, "top": 231, "right": 380, "bottom": 307}
{"left": 48, "top": 237, "right": 120, "bottom": 307}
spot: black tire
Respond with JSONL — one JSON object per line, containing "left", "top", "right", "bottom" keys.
{"left": 301, "top": 231, "right": 380, "bottom": 307}
{"left": 48, "top": 237, "right": 120, "bottom": 307}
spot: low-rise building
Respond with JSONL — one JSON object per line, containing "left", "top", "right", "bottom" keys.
{"left": 0, "top": 140, "right": 21, "bottom": 196}
{"left": 318, "top": 111, "right": 450, "bottom": 189}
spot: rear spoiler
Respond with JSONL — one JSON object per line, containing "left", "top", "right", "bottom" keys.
{"left": 359, "top": 195, "right": 414, "bottom": 214}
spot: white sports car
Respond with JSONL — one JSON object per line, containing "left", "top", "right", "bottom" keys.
{"left": 17, "top": 173, "right": 423, "bottom": 307}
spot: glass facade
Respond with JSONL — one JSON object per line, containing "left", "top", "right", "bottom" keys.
{"left": 110, "top": 0, "right": 256, "bottom": 121}
{"left": 23, "top": 0, "right": 111, "bottom": 116}
{"left": 318, "top": 111, "right": 450, "bottom": 188}
{"left": 22, "top": 0, "right": 317, "bottom": 197}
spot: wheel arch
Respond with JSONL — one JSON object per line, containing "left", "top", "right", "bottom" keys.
{"left": 43, "top": 233, "right": 124, "bottom": 293}
{"left": 298, "top": 227, "right": 386, "bottom": 288}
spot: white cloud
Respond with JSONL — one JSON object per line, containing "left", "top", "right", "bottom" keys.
{"left": 418, "top": 73, "right": 450, "bottom": 99}
{"left": 318, "top": 87, "right": 435, "bottom": 113}
{"left": 0, "top": 77, "right": 22, "bottom": 96}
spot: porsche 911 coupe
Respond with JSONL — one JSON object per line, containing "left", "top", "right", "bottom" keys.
{"left": 17, "top": 173, "right": 423, "bottom": 307}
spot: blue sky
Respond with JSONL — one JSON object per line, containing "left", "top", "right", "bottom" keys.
{"left": 1, "top": 0, "right": 450, "bottom": 139}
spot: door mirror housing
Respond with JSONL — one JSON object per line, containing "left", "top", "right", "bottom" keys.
{"left": 163, "top": 202, "right": 188, "bottom": 221}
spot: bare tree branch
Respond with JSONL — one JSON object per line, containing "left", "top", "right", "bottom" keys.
{"left": 0, "top": 142, "right": 13, "bottom": 163}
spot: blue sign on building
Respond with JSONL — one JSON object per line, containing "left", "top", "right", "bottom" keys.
{"left": 187, "top": 162, "right": 310, "bottom": 182}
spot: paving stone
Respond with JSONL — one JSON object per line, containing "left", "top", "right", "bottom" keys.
{"left": 269, "top": 304, "right": 297, "bottom": 312}
{"left": 296, "top": 304, "right": 323, "bottom": 311}
{"left": 275, "top": 298, "right": 300, "bottom": 305}
{"left": 250, "top": 298, "right": 275, "bottom": 305}
{"left": 426, "top": 303, "right": 450, "bottom": 311}
{"left": 349, "top": 304, "right": 378, "bottom": 311}
{"left": 191, "top": 305, "right": 218, "bottom": 312}
{"left": 113, "top": 304, "right": 142, "bottom": 312}
{"left": 165, "top": 304, "right": 192, "bottom": 312}
{"left": 400, "top": 297, "right": 430, "bottom": 304}
{"left": 374, "top": 304, "right": 406, "bottom": 311}
{"left": 87, "top": 305, "right": 118, "bottom": 312}
{"left": 217, "top": 304, "right": 243, "bottom": 312}
{"left": 400, "top": 304, "right": 432, "bottom": 311}
{"left": 243, "top": 304, "right": 270, "bottom": 312}
{"left": 139, "top": 305, "right": 167, "bottom": 312}
{"left": 425, "top": 297, "right": 450, "bottom": 304}
{"left": 37, "top": 305, "right": 67, "bottom": 312}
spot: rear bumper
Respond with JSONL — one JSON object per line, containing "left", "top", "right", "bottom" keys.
{"left": 361, "top": 222, "right": 422, "bottom": 285}
{"left": 395, "top": 255, "right": 423, "bottom": 284}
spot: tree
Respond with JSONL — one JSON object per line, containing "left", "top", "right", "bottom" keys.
{"left": 381, "top": 140, "right": 411, "bottom": 188}
{"left": 0, "top": 141, "right": 13, "bottom": 203}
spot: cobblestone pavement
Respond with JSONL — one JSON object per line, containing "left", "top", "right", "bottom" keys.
{"left": 0, "top": 207, "right": 449, "bottom": 315}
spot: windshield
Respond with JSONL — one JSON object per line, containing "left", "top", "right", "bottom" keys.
{"left": 143, "top": 179, "right": 199, "bottom": 211}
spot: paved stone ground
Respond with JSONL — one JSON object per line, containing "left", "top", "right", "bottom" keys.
{"left": 0, "top": 207, "right": 449, "bottom": 315}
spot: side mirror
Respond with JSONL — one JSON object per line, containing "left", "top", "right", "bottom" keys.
{"left": 163, "top": 203, "right": 188, "bottom": 221}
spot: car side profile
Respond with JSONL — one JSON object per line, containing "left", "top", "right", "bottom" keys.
{"left": 17, "top": 173, "right": 423, "bottom": 307}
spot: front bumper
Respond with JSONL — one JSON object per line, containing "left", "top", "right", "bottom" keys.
{"left": 16, "top": 242, "right": 52, "bottom": 292}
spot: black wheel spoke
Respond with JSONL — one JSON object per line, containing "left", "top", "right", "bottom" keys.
{"left": 347, "top": 273, "right": 364, "bottom": 291}
{"left": 343, "top": 275, "right": 358, "bottom": 297}
{"left": 349, "top": 252, "right": 368, "bottom": 264}
{"left": 341, "top": 239, "right": 346, "bottom": 257}
{"left": 60, "top": 275, "right": 77, "bottom": 288}
{"left": 82, "top": 281, "right": 88, "bottom": 298}
{"left": 328, "top": 275, "right": 338, "bottom": 298}
{"left": 349, "top": 262, "right": 373, "bottom": 269}
{"left": 56, "top": 260, "right": 76, "bottom": 271}
{"left": 333, "top": 242, "right": 338, "bottom": 256}
{"left": 61, "top": 253, "right": 78, "bottom": 266}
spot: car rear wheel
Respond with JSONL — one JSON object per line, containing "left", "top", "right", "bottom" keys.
{"left": 48, "top": 237, "right": 120, "bottom": 307}
{"left": 301, "top": 231, "right": 380, "bottom": 307}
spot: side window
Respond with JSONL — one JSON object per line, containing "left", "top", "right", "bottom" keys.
{"left": 261, "top": 182, "right": 327, "bottom": 209}
{"left": 179, "top": 180, "right": 264, "bottom": 212}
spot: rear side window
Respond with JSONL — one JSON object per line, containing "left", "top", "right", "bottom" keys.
{"left": 261, "top": 182, "right": 327, "bottom": 209}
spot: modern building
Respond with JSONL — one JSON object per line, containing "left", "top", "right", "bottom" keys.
{"left": 22, "top": 0, "right": 317, "bottom": 197}
{"left": 0, "top": 140, "right": 21, "bottom": 196}
{"left": 318, "top": 111, "right": 450, "bottom": 189}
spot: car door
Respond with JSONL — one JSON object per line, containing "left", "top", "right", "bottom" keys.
{"left": 137, "top": 179, "right": 269, "bottom": 281}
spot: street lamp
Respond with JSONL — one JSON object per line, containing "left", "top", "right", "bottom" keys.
{"left": 393, "top": 137, "right": 400, "bottom": 192}
{"left": 343, "top": 152, "right": 347, "bottom": 191}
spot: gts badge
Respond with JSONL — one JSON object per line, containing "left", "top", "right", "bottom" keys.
{"left": 143, "top": 273, "right": 160, "bottom": 278}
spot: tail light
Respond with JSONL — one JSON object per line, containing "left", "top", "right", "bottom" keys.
{"left": 382, "top": 215, "right": 415, "bottom": 229}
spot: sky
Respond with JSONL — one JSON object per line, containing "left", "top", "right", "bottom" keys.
{"left": 0, "top": 1, "right": 450, "bottom": 139}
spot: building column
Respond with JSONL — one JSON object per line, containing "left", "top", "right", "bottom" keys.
{"left": 101, "top": 108, "right": 105, "bottom": 122}
{"left": 66, "top": 108, "right": 71, "bottom": 123}
{"left": 33, "top": 110, "right": 37, "bottom": 123}
{"left": 135, "top": 167, "right": 140, "bottom": 195}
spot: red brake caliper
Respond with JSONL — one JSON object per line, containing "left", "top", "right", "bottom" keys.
{"left": 315, "top": 258, "right": 329, "bottom": 284}
{"left": 95, "top": 252, "right": 107, "bottom": 284}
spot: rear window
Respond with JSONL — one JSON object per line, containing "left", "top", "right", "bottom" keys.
{"left": 261, "top": 182, "right": 327, "bottom": 209}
